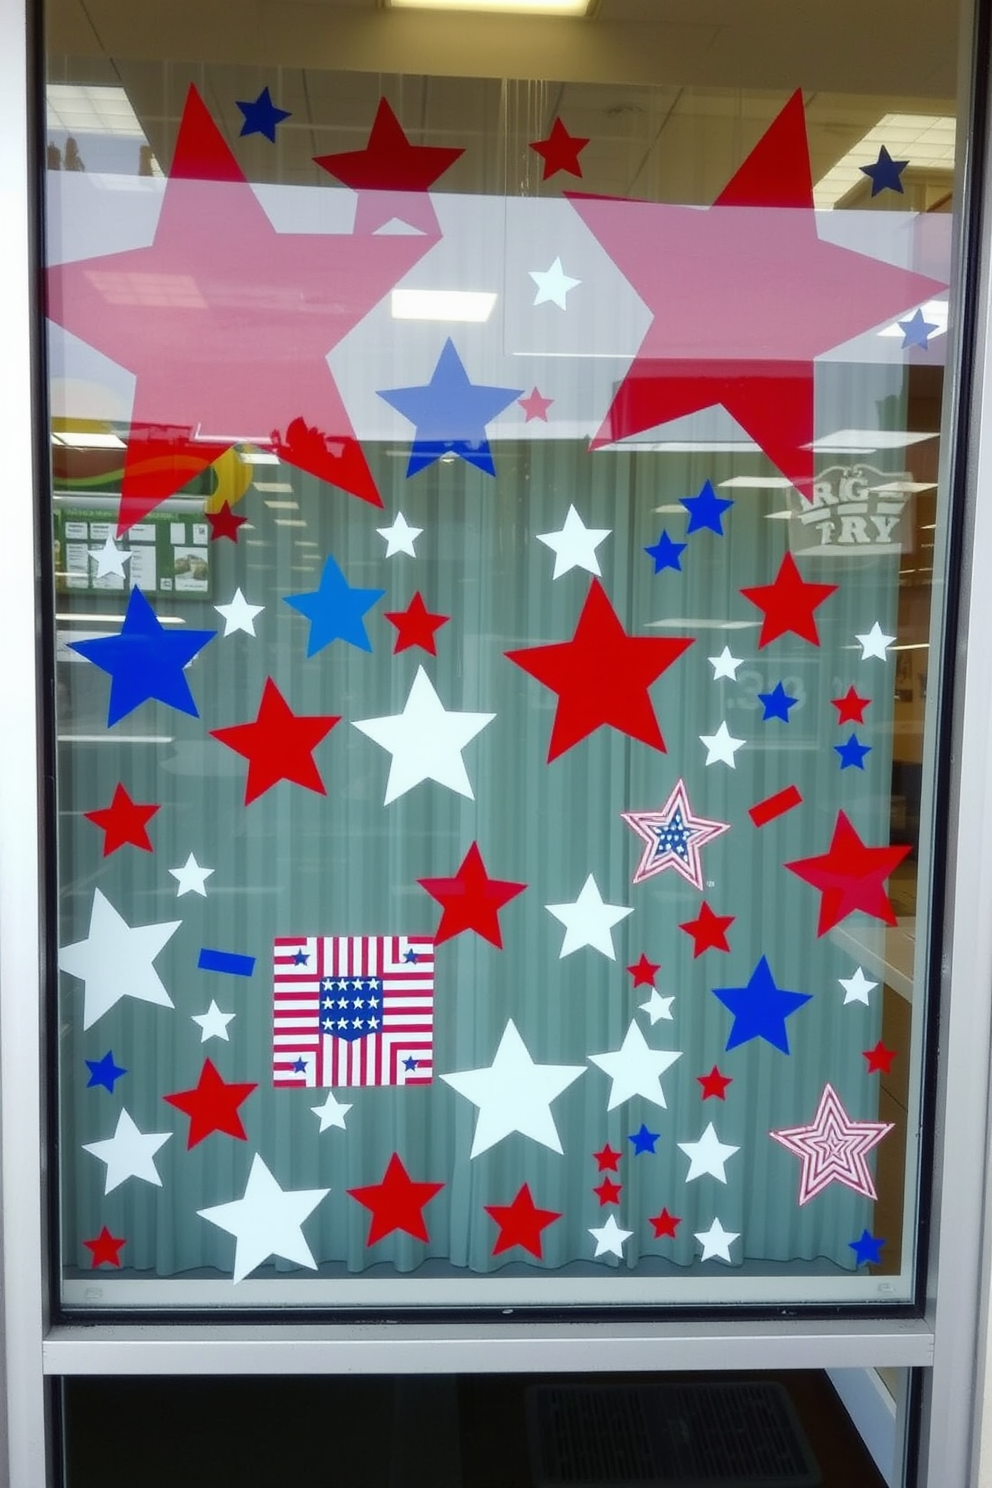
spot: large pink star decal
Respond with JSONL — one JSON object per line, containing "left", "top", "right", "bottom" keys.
{"left": 769, "top": 1083, "right": 893, "bottom": 1204}
{"left": 622, "top": 779, "right": 730, "bottom": 890}
{"left": 568, "top": 91, "right": 946, "bottom": 493}
{"left": 46, "top": 86, "right": 437, "bottom": 534}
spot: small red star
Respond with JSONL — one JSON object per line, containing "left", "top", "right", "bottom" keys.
{"left": 418, "top": 841, "right": 526, "bottom": 949}
{"left": 163, "top": 1058, "right": 257, "bottom": 1147}
{"left": 593, "top": 1143, "right": 622, "bottom": 1172}
{"left": 785, "top": 810, "right": 912, "bottom": 935}
{"left": 679, "top": 902, "right": 734, "bottom": 957}
{"left": 210, "top": 677, "right": 340, "bottom": 804}
{"left": 206, "top": 500, "right": 247, "bottom": 542}
{"left": 384, "top": 591, "right": 450, "bottom": 656}
{"left": 518, "top": 387, "right": 554, "bottom": 422}
{"left": 83, "top": 1226, "right": 126, "bottom": 1268}
{"left": 529, "top": 117, "right": 589, "bottom": 180}
{"left": 740, "top": 552, "right": 837, "bottom": 648}
{"left": 697, "top": 1066, "right": 733, "bottom": 1100}
{"left": 863, "top": 1041, "right": 896, "bottom": 1075}
{"left": 832, "top": 686, "right": 872, "bottom": 725}
{"left": 627, "top": 953, "right": 661, "bottom": 988}
{"left": 348, "top": 1152, "right": 445, "bottom": 1246}
{"left": 485, "top": 1183, "right": 562, "bottom": 1259}
{"left": 315, "top": 98, "right": 463, "bottom": 235}
{"left": 84, "top": 782, "right": 159, "bottom": 855}
{"left": 594, "top": 1177, "right": 622, "bottom": 1206}
{"left": 648, "top": 1208, "right": 681, "bottom": 1240}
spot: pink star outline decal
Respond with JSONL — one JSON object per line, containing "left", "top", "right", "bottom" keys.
{"left": 621, "top": 778, "right": 730, "bottom": 891}
{"left": 769, "top": 1082, "right": 893, "bottom": 1205}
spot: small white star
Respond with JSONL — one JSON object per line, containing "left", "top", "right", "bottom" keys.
{"left": 695, "top": 1217, "right": 739, "bottom": 1263}
{"left": 855, "top": 622, "right": 895, "bottom": 660}
{"left": 169, "top": 852, "right": 214, "bottom": 897}
{"left": 88, "top": 534, "right": 132, "bottom": 579}
{"left": 214, "top": 587, "right": 264, "bottom": 637}
{"left": 377, "top": 512, "right": 422, "bottom": 557}
{"left": 536, "top": 505, "right": 611, "bottom": 579}
{"left": 678, "top": 1122, "right": 740, "bottom": 1183}
{"left": 589, "top": 1213, "right": 633, "bottom": 1258}
{"left": 546, "top": 873, "right": 633, "bottom": 960}
{"left": 191, "top": 1000, "right": 236, "bottom": 1043}
{"left": 839, "top": 966, "right": 878, "bottom": 1006}
{"left": 311, "top": 1089, "right": 353, "bottom": 1132}
{"left": 588, "top": 1020, "right": 682, "bottom": 1111}
{"left": 82, "top": 1108, "right": 171, "bottom": 1194}
{"left": 709, "top": 646, "right": 742, "bottom": 680}
{"left": 638, "top": 988, "right": 674, "bottom": 1025}
{"left": 699, "top": 721, "right": 746, "bottom": 768}
{"left": 529, "top": 256, "right": 581, "bottom": 309}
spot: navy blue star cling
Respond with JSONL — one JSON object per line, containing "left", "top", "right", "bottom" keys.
{"left": 849, "top": 1230, "right": 885, "bottom": 1267}
{"left": 859, "top": 145, "right": 908, "bottom": 196}
{"left": 644, "top": 531, "right": 687, "bottom": 573}
{"left": 69, "top": 587, "right": 216, "bottom": 726}
{"left": 85, "top": 1050, "right": 127, "bottom": 1093}
{"left": 835, "top": 734, "right": 871, "bottom": 770}
{"left": 712, "top": 955, "right": 812, "bottom": 1055}
{"left": 236, "top": 86, "right": 291, "bottom": 142}
{"left": 758, "top": 682, "right": 799, "bottom": 722}
{"left": 378, "top": 339, "right": 523, "bottom": 477}
{"left": 681, "top": 480, "right": 734, "bottom": 535}
{"left": 283, "top": 555, "right": 385, "bottom": 657}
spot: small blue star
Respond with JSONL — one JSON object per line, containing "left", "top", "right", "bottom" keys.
{"left": 835, "top": 733, "right": 871, "bottom": 770}
{"left": 284, "top": 555, "right": 384, "bottom": 657}
{"left": 644, "top": 531, "right": 687, "bottom": 573}
{"left": 899, "top": 308, "right": 939, "bottom": 350}
{"left": 292, "top": 950, "right": 309, "bottom": 966}
{"left": 404, "top": 950, "right": 419, "bottom": 963}
{"left": 681, "top": 480, "right": 734, "bottom": 536}
{"left": 292, "top": 1057, "right": 308, "bottom": 1073}
{"left": 712, "top": 955, "right": 812, "bottom": 1055}
{"left": 85, "top": 1050, "right": 127, "bottom": 1093}
{"left": 236, "top": 87, "right": 291, "bottom": 143}
{"left": 849, "top": 1230, "right": 885, "bottom": 1267}
{"left": 403, "top": 1056, "right": 419, "bottom": 1071}
{"left": 628, "top": 1123, "right": 660, "bottom": 1155}
{"left": 757, "top": 681, "right": 799, "bottom": 723}
{"left": 859, "top": 145, "right": 908, "bottom": 196}
{"left": 378, "top": 339, "right": 523, "bottom": 478}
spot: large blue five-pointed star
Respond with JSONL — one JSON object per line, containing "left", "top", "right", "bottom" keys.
{"left": 628, "top": 1123, "right": 660, "bottom": 1155}
{"left": 378, "top": 339, "right": 523, "bottom": 477}
{"left": 69, "top": 587, "right": 216, "bottom": 726}
{"left": 860, "top": 145, "right": 908, "bottom": 196}
{"left": 758, "top": 681, "right": 798, "bottom": 722}
{"left": 236, "top": 86, "right": 291, "bottom": 142}
{"left": 849, "top": 1230, "right": 885, "bottom": 1267}
{"left": 712, "top": 955, "right": 812, "bottom": 1055}
{"left": 899, "top": 308, "right": 939, "bottom": 350}
{"left": 681, "top": 480, "right": 734, "bottom": 535}
{"left": 284, "top": 555, "right": 385, "bottom": 657}
{"left": 85, "top": 1050, "right": 127, "bottom": 1093}
{"left": 835, "top": 733, "right": 871, "bottom": 770}
{"left": 644, "top": 531, "right": 687, "bottom": 573}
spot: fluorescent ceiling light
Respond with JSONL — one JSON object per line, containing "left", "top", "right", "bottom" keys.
{"left": 719, "top": 476, "right": 793, "bottom": 490}
{"left": 47, "top": 84, "right": 148, "bottom": 138}
{"left": 51, "top": 431, "right": 126, "bottom": 450}
{"left": 646, "top": 619, "right": 760, "bottom": 630}
{"left": 239, "top": 451, "right": 281, "bottom": 465}
{"left": 275, "top": 519, "right": 308, "bottom": 528}
{"left": 56, "top": 613, "right": 184, "bottom": 625}
{"left": 263, "top": 499, "right": 299, "bottom": 510}
{"left": 809, "top": 429, "right": 937, "bottom": 452}
{"left": 391, "top": 289, "right": 497, "bottom": 322}
{"left": 389, "top": 0, "right": 590, "bottom": 13}
{"left": 253, "top": 481, "right": 294, "bottom": 493}
{"left": 814, "top": 113, "right": 955, "bottom": 209}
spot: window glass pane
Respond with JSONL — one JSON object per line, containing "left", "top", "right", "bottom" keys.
{"left": 45, "top": 21, "right": 959, "bottom": 1307}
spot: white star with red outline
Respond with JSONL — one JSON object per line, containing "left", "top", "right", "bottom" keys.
{"left": 621, "top": 779, "right": 730, "bottom": 890}
{"left": 769, "top": 1083, "right": 893, "bottom": 1205}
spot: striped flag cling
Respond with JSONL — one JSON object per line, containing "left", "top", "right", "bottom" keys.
{"left": 272, "top": 935, "right": 435, "bottom": 1088}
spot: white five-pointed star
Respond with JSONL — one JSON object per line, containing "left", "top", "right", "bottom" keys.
{"left": 639, "top": 988, "right": 675, "bottom": 1025}
{"left": 191, "top": 1000, "right": 236, "bottom": 1042}
{"left": 88, "top": 534, "right": 132, "bottom": 578}
{"left": 536, "top": 505, "right": 611, "bottom": 579}
{"left": 695, "top": 1217, "right": 739, "bottom": 1262}
{"left": 678, "top": 1122, "right": 740, "bottom": 1183}
{"left": 198, "top": 1153, "right": 330, "bottom": 1283}
{"left": 353, "top": 666, "right": 494, "bottom": 805}
{"left": 855, "top": 621, "right": 895, "bottom": 660}
{"left": 441, "top": 1019, "right": 585, "bottom": 1158}
{"left": 699, "top": 720, "right": 746, "bottom": 768}
{"left": 709, "top": 646, "right": 742, "bottom": 680}
{"left": 588, "top": 1020, "right": 682, "bottom": 1111}
{"left": 546, "top": 873, "right": 634, "bottom": 960}
{"left": 529, "top": 256, "right": 581, "bottom": 309}
{"left": 311, "top": 1090, "right": 353, "bottom": 1132}
{"left": 169, "top": 851, "right": 214, "bottom": 897}
{"left": 839, "top": 966, "right": 878, "bottom": 1006}
{"left": 589, "top": 1214, "right": 633, "bottom": 1259}
{"left": 377, "top": 511, "right": 423, "bottom": 557}
{"left": 58, "top": 888, "right": 181, "bottom": 1030}
{"left": 82, "top": 1109, "right": 171, "bottom": 1194}
{"left": 214, "top": 587, "right": 264, "bottom": 637}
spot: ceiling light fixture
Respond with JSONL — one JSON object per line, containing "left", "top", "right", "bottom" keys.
{"left": 391, "top": 289, "right": 498, "bottom": 322}
{"left": 388, "top": 0, "right": 590, "bottom": 13}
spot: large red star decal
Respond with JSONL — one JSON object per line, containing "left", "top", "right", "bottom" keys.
{"left": 46, "top": 86, "right": 436, "bottom": 534}
{"left": 505, "top": 579, "right": 693, "bottom": 760}
{"left": 785, "top": 810, "right": 912, "bottom": 935}
{"left": 384, "top": 591, "right": 451, "bottom": 656}
{"left": 314, "top": 98, "right": 464, "bottom": 235}
{"left": 84, "top": 782, "right": 159, "bottom": 855}
{"left": 83, "top": 1226, "right": 126, "bottom": 1268}
{"left": 679, "top": 902, "right": 734, "bottom": 957}
{"left": 568, "top": 91, "right": 944, "bottom": 493}
{"left": 210, "top": 677, "right": 340, "bottom": 804}
{"left": 485, "top": 1183, "right": 562, "bottom": 1259}
{"left": 418, "top": 841, "right": 526, "bottom": 948}
{"left": 741, "top": 553, "right": 837, "bottom": 648}
{"left": 163, "top": 1058, "right": 257, "bottom": 1148}
{"left": 348, "top": 1152, "right": 444, "bottom": 1246}
{"left": 529, "top": 117, "right": 589, "bottom": 180}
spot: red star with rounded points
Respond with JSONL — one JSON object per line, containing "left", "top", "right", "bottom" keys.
{"left": 594, "top": 1177, "right": 622, "bottom": 1206}
{"left": 206, "top": 500, "right": 247, "bottom": 542}
{"left": 485, "top": 1183, "right": 562, "bottom": 1259}
{"left": 697, "top": 1066, "right": 733, "bottom": 1100}
{"left": 314, "top": 98, "right": 464, "bottom": 235}
{"left": 593, "top": 1144, "right": 622, "bottom": 1172}
{"left": 741, "top": 552, "right": 837, "bottom": 648}
{"left": 84, "top": 1226, "right": 126, "bottom": 1268}
{"left": 864, "top": 1041, "right": 896, "bottom": 1075}
{"left": 648, "top": 1207, "right": 681, "bottom": 1240}
{"left": 530, "top": 117, "right": 589, "bottom": 180}
{"left": 785, "top": 810, "right": 912, "bottom": 935}
{"left": 163, "top": 1058, "right": 257, "bottom": 1148}
{"left": 348, "top": 1152, "right": 444, "bottom": 1246}
{"left": 627, "top": 953, "right": 660, "bottom": 988}
{"left": 832, "top": 686, "right": 871, "bottom": 725}
{"left": 210, "top": 678, "right": 340, "bottom": 805}
{"left": 384, "top": 591, "right": 450, "bottom": 656}
{"left": 418, "top": 841, "right": 526, "bottom": 949}
{"left": 506, "top": 579, "right": 693, "bottom": 761}
{"left": 84, "top": 782, "right": 159, "bottom": 855}
{"left": 46, "top": 86, "right": 436, "bottom": 534}
{"left": 679, "top": 902, "right": 734, "bottom": 957}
